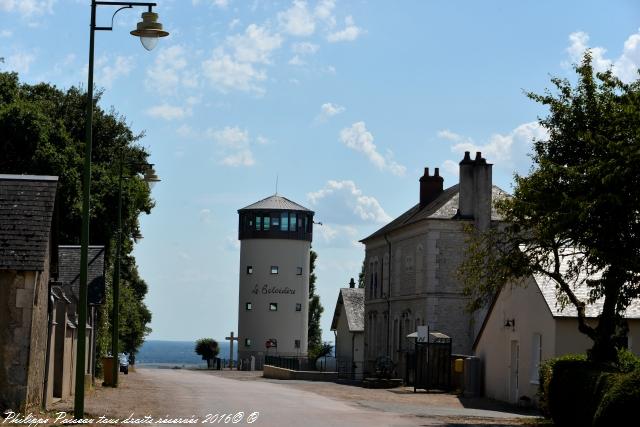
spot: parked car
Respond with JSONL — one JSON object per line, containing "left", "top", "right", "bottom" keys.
{"left": 118, "top": 353, "right": 129, "bottom": 374}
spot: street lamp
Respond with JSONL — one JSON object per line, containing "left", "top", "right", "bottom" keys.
{"left": 111, "top": 157, "right": 159, "bottom": 388}
{"left": 76, "top": 1, "right": 168, "bottom": 418}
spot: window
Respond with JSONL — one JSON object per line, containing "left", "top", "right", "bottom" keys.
{"left": 263, "top": 216, "right": 270, "bottom": 230}
{"left": 269, "top": 303, "right": 278, "bottom": 311}
{"left": 272, "top": 215, "right": 280, "bottom": 228}
{"left": 295, "top": 303, "right": 302, "bottom": 311}
{"left": 304, "top": 216, "right": 308, "bottom": 232}
{"left": 271, "top": 266, "right": 279, "bottom": 274}
{"left": 280, "top": 212, "right": 289, "bottom": 231}
{"left": 294, "top": 339, "right": 300, "bottom": 349}
{"left": 245, "top": 338, "right": 252, "bottom": 347}
{"left": 245, "top": 302, "right": 252, "bottom": 310}
{"left": 246, "top": 266, "right": 253, "bottom": 274}
{"left": 530, "top": 333, "right": 542, "bottom": 384}
{"left": 255, "top": 216, "right": 262, "bottom": 230}
{"left": 289, "top": 213, "right": 297, "bottom": 231}
{"left": 296, "top": 267, "right": 303, "bottom": 275}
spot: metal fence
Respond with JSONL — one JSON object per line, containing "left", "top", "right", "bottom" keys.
{"left": 264, "top": 355, "right": 314, "bottom": 371}
{"left": 408, "top": 336, "right": 452, "bottom": 391}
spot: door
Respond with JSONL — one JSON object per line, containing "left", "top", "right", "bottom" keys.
{"left": 509, "top": 340, "right": 519, "bottom": 403}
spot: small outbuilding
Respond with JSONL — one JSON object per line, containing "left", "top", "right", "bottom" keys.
{"left": 331, "top": 285, "right": 364, "bottom": 379}
{"left": 474, "top": 265, "right": 640, "bottom": 406}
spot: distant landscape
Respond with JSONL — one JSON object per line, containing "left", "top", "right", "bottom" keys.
{"left": 136, "top": 340, "right": 237, "bottom": 367}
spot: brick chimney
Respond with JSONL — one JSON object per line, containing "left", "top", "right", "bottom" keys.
{"left": 419, "top": 167, "right": 444, "bottom": 208}
{"left": 458, "top": 151, "right": 493, "bottom": 230}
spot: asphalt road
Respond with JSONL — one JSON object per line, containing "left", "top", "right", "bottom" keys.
{"left": 120, "top": 368, "right": 429, "bottom": 426}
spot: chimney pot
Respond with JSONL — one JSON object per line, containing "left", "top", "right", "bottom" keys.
{"left": 419, "top": 165, "right": 444, "bottom": 208}
{"left": 435, "top": 167, "right": 440, "bottom": 177}
{"left": 424, "top": 167, "right": 429, "bottom": 177}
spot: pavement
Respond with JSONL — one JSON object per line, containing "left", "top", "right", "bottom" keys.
{"left": 48, "top": 368, "right": 543, "bottom": 427}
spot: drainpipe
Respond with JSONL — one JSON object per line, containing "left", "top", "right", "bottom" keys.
{"left": 351, "top": 332, "right": 356, "bottom": 380}
{"left": 384, "top": 234, "right": 391, "bottom": 359}
{"left": 43, "top": 279, "right": 54, "bottom": 409}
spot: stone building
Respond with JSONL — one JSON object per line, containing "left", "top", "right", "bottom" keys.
{"left": 236, "top": 194, "right": 314, "bottom": 362}
{"left": 331, "top": 284, "right": 364, "bottom": 379}
{"left": 360, "top": 152, "right": 505, "bottom": 376}
{"left": 0, "top": 175, "right": 58, "bottom": 411}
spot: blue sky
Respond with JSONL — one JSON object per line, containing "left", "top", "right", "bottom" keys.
{"left": 1, "top": 0, "right": 639, "bottom": 344}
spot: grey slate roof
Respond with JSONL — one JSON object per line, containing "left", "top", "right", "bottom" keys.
{"left": 0, "top": 174, "right": 58, "bottom": 271}
{"left": 239, "top": 194, "right": 313, "bottom": 213}
{"left": 534, "top": 259, "right": 640, "bottom": 319}
{"left": 331, "top": 287, "right": 364, "bottom": 332}
{"left": 361, "top": 185, "right": 507, "bottom": 242}
{"left": 58, "top": 245, "right": 106, "bottom": 305}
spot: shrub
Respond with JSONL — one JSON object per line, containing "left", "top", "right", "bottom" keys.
{"left": 616, "top": 347, "right": 640, "bottom": 373}
{"left": 593, "top": 369, "right": 640, "bottom": 427}
{"left": 538, "top": 353, "right": 586, "bottom": 417}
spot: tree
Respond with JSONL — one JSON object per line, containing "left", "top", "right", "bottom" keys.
{"left": 0, "top": 72, "right": 155, "bottom": 363}
{"left": 460, "top": 53, "right": 640, "bottom": 364}
{"left": 358, "top": 260, "right": 365, "bottom": 288}
{"left": 308, "top": 250, "right": 324, "bottom": 352}
{"left": 195, "top": 338, "right": 220, "bottom": 368}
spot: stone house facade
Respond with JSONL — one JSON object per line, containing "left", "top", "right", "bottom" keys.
{"left": 0, "top": 175, "right": 58, "bottom": 411}
{"left": 331, "top": 286, "right": 364, "bottom": 379}
{"left": 360, "top": 152, "right": 505, "bottom": 377}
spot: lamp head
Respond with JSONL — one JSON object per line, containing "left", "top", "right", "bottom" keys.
{"left": 130, "top": 11, "right": 169, "bottom": 51}
{"left": 143, "top": 165, "right": 161, "bottom": 188}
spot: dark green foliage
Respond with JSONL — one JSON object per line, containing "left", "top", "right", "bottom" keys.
{"left": 358, "top": 260, "right": 365, "bottom": 288}
{"left": 545, "top": 359, "right": 615, "bottom": 426}
{"left": 460, "top": 53, "right": 640, "bottom": 364}
{"left": 308, "top": 342, "right": 333, "bottom": 368}
{"left": 593, "top": 369, "right": 640, "bottom": 426}
{"left": 195, "top": 338, "right": 220, "bottom": 360}
{"left": 0, "top": 72, "right": 154, "bottom": 361}
{"left": 615, "top": 348, "right": 640, "bottom": 373}
{"left": 308, "top": 250, "right": 324, "bottom": 352}
{"left": 538, "top": 353, "right": 587, "bottom": 417}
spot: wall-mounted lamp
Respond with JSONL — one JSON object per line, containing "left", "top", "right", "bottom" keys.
{"left": 504, "top": 318, "right": 516, "bottom": 330}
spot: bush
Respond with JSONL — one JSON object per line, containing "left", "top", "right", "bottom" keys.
{"left": 616, "top": 347, "right": 640, "bottom": 373}
{"left": 538, "top": 353, "right": 586, "bottom": 418}
{"left": 593, "top": 369, "right": 640, "bottom": 427}
{"left": 539, "top": 355, "right": 617, "bottom": 427}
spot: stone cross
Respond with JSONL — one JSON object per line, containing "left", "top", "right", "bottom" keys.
{"left": 225, "top": 331, "right": 239, "bottom": 369}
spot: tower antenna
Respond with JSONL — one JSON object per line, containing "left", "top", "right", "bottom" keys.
{"left": 275, "top": 174, "right": 279, "bottom": 195}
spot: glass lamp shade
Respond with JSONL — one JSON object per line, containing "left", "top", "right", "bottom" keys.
{"left": 140, "top": 36, "right": 159, "bottom": 51}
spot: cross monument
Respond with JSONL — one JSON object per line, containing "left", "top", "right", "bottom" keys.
{"left": 225, "top": 331, "right": 239, "bottom": 369}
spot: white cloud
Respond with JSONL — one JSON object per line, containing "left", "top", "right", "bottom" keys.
{"left": 278, "top": 0, "right": 315, "bottom": 36}
{"left": 94, "top": 55, "right": 133, "bottom": 88}
{"left": 202, "top": 52, "right": 266, "bottom": 94}
{"left": 0, "top": 0, "right": 54, "bottom": 17}
{"left": 315, "top": 224, "right": 359, "bottom": 248}
{"left": 229, "top": 18, "right": 240, "bottom": 30}
{"left": 192, "top": 0, "right": 229, "bottom": 8}
{"left": 0, "top": 30, "right": 12, "bottom": 37}
{"left": 4, "top": 52, "right": 35, "bottom": 74}
{"left": 441, "top": 160, "right": 459, "bottom": 177}
{"left": 307, "top": 180, "right": 392, "bottom": 224}
{"left": 327, "top": 16, "right": 363, "bottom": 43}
{"left": 314, "top": 0, "right": 335, "bottom": 22}
{"left": 316, "top": 102, "right": 345, "bottom": 121}
{"left": 339, "top": 122, "right": 406, "bottom": 176}
{"left": 145, "top": 45, "right": 194, "bottom": 95}
{"left": 288, "top": 55, "right": 305, "bottom": 66}
{"left": 439, "top": 121, "right": 548, "bottom": 174}
{"left": 565, "top": 30, "right": 640, "bottom": 83}
{"left": 209, "top": 126, "right": 259, "bottom": 167}
{"left": 292, "top": 41, "right": 319, "bottom": 55}
{"left": 146, "top": 103, "right": 190, "bottom": 120}
{"left": 228, "top": 24, "right": 282, "bottom": 64}
{"left": 199, "top": 208, "right": 212, "bottom": 223}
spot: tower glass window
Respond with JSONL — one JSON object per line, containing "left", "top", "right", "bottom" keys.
{"left": 295, "top": 303, "right": 302, "bottom": 311}
{"left": 280, "top": 212, "right": 288, "bottom": 231}
{"left": 271, "top": 266, "right": 279, "bottom": 274}
{"left": 263, "top": 216, "right": 270, "bottom": 230}
{"left": 272, "top": 215, "right": 280, "bottom": 228}
{"left": 289, "top": 213, "right": 297, "bottom": 231}
{"left": 269, "top": 303, "right": 278, "bottom": 311}
{"left": 245, "top": 338, "right": 252, "bottom": 347}
{"left": 295, "top": 339, "right": 300, "bottom": 349}
{"left": 245, "top": 302, "right": 252, "bottom": 310}
{"left": 255, "top": 216, "right": 262, "bottom": 230}
{"left": 247, "top": 266, "right": 253, "bottom": 274}
{"left": 296, "top": 267, "right": 303, "bottom": 275}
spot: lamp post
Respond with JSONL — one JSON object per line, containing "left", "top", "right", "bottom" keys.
{"left": 76, "top": 1, "right": 168, "bottom": 418}
{"left": 111, "top": 159, "right": 160, "bottom": 387}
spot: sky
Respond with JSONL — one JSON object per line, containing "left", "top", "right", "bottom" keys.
{"left": 1, "top": 0, "right": 639, "bottom": 345}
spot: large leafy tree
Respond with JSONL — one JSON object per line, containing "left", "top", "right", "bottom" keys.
{"left": 195, "top": 338, "right": 220, "bottom": 368}
{"left": 308, "top": 250, "right": 324, "bottom": 352}
{"left": 0, "top": 72, "right": 154, "bottom": 361}
{"left": 460, "top": 53, "right": 640, "bottom": 364}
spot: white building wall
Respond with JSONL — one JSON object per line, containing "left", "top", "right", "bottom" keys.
{"left": 238, "top": 238, "right": 310, "bottom": 359}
